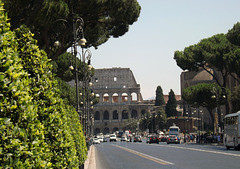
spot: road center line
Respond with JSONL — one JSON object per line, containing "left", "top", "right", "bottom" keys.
{"left": 157, "top": 145, "right": 240, "bottom": 157}
{"left": 111, "top": 144, "right": 174, "bottom": 165}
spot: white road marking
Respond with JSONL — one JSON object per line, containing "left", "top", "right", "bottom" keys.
{"left": 156, "top": 144, "right": 240, "bottom": 157}
{"left": 112, "top": 144, "right": 174, "bottom": 165}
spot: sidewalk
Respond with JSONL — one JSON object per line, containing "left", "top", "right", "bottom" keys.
{"left": 184, "top": 141, "right": 224, "bottom": 146}
{"left": 84, "top": 145, "right": 96, "bottom": 169}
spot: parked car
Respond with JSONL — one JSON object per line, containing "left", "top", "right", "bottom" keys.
{"left": 110, "top": 134, "right": 117, "bottom": 142}
{"left": 93, "top": 138, "right": 100, "bottom": 144}
{"left": 167, "top": 135, "right": 181, "bottom": 144}
{"left": 133, "top": 136, "right": 142, "bottom": 142}
{"left": 148, "top": 135, "right": 159, "bottom": 144}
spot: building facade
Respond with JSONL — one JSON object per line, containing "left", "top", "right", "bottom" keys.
{"left": 91, "top": 68, "right": 154, "bottom": 134}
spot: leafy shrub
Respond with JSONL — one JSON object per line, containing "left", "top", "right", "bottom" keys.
{"left": 0, "top": 2, "right": 87, "bottom": 168}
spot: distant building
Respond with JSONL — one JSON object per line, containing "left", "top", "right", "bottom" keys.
{"left": 91, "top": 68, "right": 154, "bottom": 134}
{"left": 180, "top": 67, "right": 239, "bottom": 133}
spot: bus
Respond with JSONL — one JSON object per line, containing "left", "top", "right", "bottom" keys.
{"left": 169, "top": 124, "right": 180, "bottom": 136}
{"left": 223, "top": 111, "right": 240, "bottom": 150}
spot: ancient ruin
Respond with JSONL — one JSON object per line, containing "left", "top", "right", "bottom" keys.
{"left": 91, "top": 67, "right": 154, "bottom": 134}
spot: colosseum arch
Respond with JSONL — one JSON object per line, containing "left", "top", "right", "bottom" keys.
{"left": 103, "top": 110, "right": 109, "bottom": 120}
{"left": 131, "top": 92, "right": 138, "bottom": 102}
{"left": 131, "top": 110, "right": 138, "bottom": 119}
{"left": 141, "top": 110, "right": 146, "bottom": 117}
{"left": 94, "top": 111, "right": 100, "bottom": 120}
{"left": 94, "top": 128, "right": 100, "bottom": 135}
{"left": 122, "top": 110, "right": 129, "bottom": 119}
{"left": 113, "top": 127, "right": 119, "bottom": 133}
{"left": 121, "top": 93, "right": 128, "bottom": 102}
{"left": 103, "top": 127, "right": 110, "bottom": 134}
{"left": 112, "top": 93, "right": 119, "bottom": 103}
{"left": 95, "top": 93, "right": 100, "bottom": 102}
{"left": 113, "top": 110, "right": 118, "bottom": 120}
{"left": 103, "top": 93, "right": 109, "bottom": 102}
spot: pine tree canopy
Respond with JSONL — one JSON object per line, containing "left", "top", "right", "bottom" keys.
{"left": 3, "top": 0, "right": 141, "bottom": 60}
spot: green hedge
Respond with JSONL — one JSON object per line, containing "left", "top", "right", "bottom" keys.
{"left": 0, "top": 2, "right": 87, "bottom": 168}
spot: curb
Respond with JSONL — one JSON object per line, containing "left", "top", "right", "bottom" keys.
{"left": 84, "top": 145, "right": 96, "bottom": 169}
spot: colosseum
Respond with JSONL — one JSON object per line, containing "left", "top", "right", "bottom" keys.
{"left": 91, "top": 67, "right": 154, "bottom": 135}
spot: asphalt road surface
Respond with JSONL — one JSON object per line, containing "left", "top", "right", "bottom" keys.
{"left": 94, "top": 139, "right": 240, "bottom": 169}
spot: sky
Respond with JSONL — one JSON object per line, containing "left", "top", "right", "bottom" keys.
{"left": 90, "top": 0, "right": 240, "bottom": 100}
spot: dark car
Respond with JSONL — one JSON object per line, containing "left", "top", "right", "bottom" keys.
{"left": 148, "top": 135, "right": 159, "bottom": 144}
{"left": 133, "top": 136, "right": 142, "bottom": 142}
{"left": 159, "top": 135, "right": 167, "bottom": 142}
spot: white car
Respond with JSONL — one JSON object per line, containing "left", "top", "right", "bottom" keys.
{"left": 121, "top": 135, "right": 128, "bottom": 142}
{"left": 97, "top": 136, "right": 104, "bottom": 142}
{"left": 109, "top": 134, "right": 117, "bottom": 142}
{"left": 93, "top": 138, "right": 100, "bottom": 144}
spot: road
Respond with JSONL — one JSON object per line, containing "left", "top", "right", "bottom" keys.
{"left": 94, "top": 139, "right": 240, "bottom": 169}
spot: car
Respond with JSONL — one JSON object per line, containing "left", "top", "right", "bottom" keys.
{"left": 104, "top": 133, "right": 110, "bottom": 138}
{"left": 133, "top": 136, "right": 142, "bottom": 142}
{"left": 103, "top": 136, "right": 108, "bottom": 142}
{"left": 121, "top": 135, "right": 128, "bottom": 142}
{"left": 93, "top": 138, "right": 100, "bottom": 144}
{"left": 146, "top": 136, "right": 151, "bottom": 143}
{"left": 167, "top": 135, "right": 181, "bottom": 144}
{"left": 148, "top": 135, "right": 159, "bottom": 144}
{"left": 110, "top": 134, "right": 117, "bottom": 142}
{"left": 159, "top": 135, "right": 168, "bottom": 142}
{"left": 97, "top": 136, "right": 104, "bottom": 142}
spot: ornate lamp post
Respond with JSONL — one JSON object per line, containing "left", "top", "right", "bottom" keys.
{"left": 211, "top": 86, "right": 225, "bottom": 133}
{"left": 54, "top": 17, "right": 94, "bottom": 136}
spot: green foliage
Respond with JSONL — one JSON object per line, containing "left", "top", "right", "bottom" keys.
{"left": 165, "top": 89, "right": 177, "bottom": 117}
{"left": 182, "top": 83, "right": 227, "bottom": 123}
{"left": 4, "top": 0, "right": 141, "bottom": 59}
{"left": 0, "top": 4, "right": 49, "bottom": 167}
{"left": 230, "top": 86, "right": 240, "bottom": 112}
{"left": 227, "top": 22, "right": 240, "bottom": 46}
{"left": 122, "top": 118, "right": 138, "bottom": 133}
{"left": 155, "top": 108, "right": 167, "bottom": 130}
{"left": 55, "top": 77, "right": 77, "bottom": 107}
{"left": 0, "top": 3, "right": 87, "bottom": 168}
{"left": 155, "top": 86, "right": 165, "bottom": 106}
{"left": 174, "top": 32, "right": 239, "bottom": 114}
{"left": 51, "top": 52, "right": 74, "bottom": 81}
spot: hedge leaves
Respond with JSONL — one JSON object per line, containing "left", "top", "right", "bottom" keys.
{"left": 0, "top": 2, "right": 87, "bottom": 168}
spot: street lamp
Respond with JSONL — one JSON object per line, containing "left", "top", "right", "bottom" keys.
{"left": 211, "top": 85, "right": 225, "bottom": 133}
{"left": 54, "top": 17, "right": 94, "bottom": 136}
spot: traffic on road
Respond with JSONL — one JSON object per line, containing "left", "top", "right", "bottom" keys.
{"left": 92, "top": 136, "right": 240, "bottom": 169}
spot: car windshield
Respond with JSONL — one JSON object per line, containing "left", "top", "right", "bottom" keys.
{"left": 110, "top": 134, "right": 115, "bottom": 137}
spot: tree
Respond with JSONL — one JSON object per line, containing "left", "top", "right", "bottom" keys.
{"left": 182, "top": 83, "right": 226, "bottom": 129}
{"left": 155, "top": 86, "right": 165, "bottom": 106}
{"left": 230, "top": 86, "right": 240, "bottom": 113}
{"left": 155, "top": 108, "right": 167, "bottom": 130}
{"left": 227, "top": 22, "right": 240, "bottom": 77}
{"left": 3, "top": 0, "right": 141, "bottom": 60}
{"left": 165, "top": 89, "right": 177, "bottom": 117}
{"left": 174, "top": 33, "right": 239, "bottom": 113}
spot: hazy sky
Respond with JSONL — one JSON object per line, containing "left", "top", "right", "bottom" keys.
{"left": 90, "top": 0, "right": 240, "bottom": 100}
